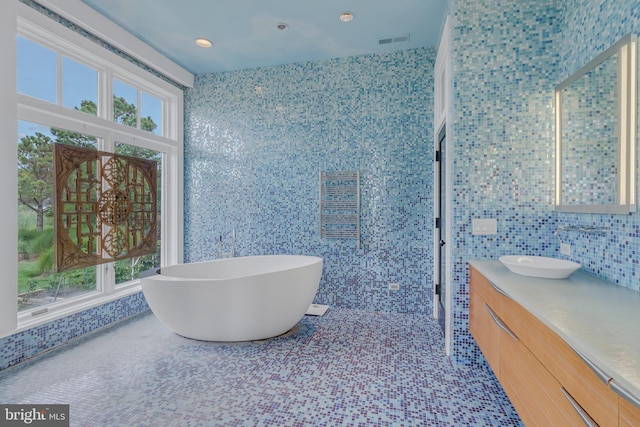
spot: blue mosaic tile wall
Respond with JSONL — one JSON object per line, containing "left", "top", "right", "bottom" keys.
{"left": 448, "top": 0, "right": 562, "bottom": 365}
{"left": 555, "top": 0, "right": 640, "bottom": 291}
{"left": 0, "top": 292, "right": 148, "bottom": 370}
{"left": 449, "top": 0, "right": 640, "bottom": 367}
{"left": 184, "top": 48, "right": 435, "bottom": 315}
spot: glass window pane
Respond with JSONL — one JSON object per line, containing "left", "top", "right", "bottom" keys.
{"left": 16, "top": 36, "right": 57, "bottom": 103}
{"left": 114, "top": 143, "right": 162, "bottom": 286}
{"left": 17, "top": 121, "right": 98, "bottom": 312}
{"left": 141, "top": 91, "right": 163, "bottom": 135}
{"left": 113, "top": 79, "right": 138, "bottom": 128}
{"left": 62, "top": 56, "right": 98, "bottom": 115}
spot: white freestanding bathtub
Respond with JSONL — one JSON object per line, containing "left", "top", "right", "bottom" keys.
{"left": 140, "top": 255, "right": 323, "bottom": 341}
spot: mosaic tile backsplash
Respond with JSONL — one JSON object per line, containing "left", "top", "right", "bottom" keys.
{"left": 184, "top": 48, "right": 435, "bottom": 315}
{"left": 448, "top": 0, "right": 639, "bottom": 366}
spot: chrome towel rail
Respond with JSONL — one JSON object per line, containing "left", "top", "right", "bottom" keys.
{"left": 319, "top": 170, "right": 360, "bottom": 248}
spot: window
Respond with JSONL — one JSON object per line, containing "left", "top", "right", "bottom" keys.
{"left": 114, "top": 142, "right": 162, "bottom": 286}
{"left": 62, "top": 57, "right": 98, "bottom": 113}
{"left": 17, "top": 35, "right": 99, "bottom": 116}
{"left": 140, "top": 92, "right": 163, "bottom": 136}
{"left": 16, "top": 36, "right": 57, "bottom": 103}
{"left": 6, "top": 7, "right": 183, "bottom": 331}
{"left": 17, "top": 121, "right": 98, "bottom": 313}
{"left": 113, "top": 79, "right": 164, "bottom": 135}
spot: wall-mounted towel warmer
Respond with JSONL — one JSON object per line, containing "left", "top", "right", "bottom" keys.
{"left": 319, "top": 170, "right": 360, "bottom": 248}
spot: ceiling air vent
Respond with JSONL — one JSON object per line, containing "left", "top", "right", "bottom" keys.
{"left": 378, "top": 33, "right": 411, "bottom": 45}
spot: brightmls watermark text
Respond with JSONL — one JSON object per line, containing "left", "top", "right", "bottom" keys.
{"left": 1, "top": 405, "right": 69, "bottom": 426}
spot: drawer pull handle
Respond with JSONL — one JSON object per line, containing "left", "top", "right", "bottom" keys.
{"left": 485, "top": 304, "right": 519, "bottom": 342}
{"left": 488, "top": 280, "right": 511, "bottom": 299}
{"left": 570, "top": 346, "right": 611, "bottom": 385}
{"left": 561, "top": 387, "right": 597, "bottom": 427}
{"left": 610, "top": 379, "right": 640, "bottom": 410}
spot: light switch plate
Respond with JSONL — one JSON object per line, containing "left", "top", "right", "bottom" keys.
{"left": 472, "top": 218, "right": 497, "bottom": 235}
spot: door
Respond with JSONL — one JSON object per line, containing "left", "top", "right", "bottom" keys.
{"left": 435, "top": 124, "right": 446, "bottom": 333}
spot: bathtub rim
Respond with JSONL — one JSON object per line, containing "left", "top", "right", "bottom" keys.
{"left": 147, "top": 254, "right": 323, "bottom": 282}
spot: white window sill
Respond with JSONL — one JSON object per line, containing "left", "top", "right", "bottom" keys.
{"left": 11, "top": 282, "right": 144, "bottom": 337}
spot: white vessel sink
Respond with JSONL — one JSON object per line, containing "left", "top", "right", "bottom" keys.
{"left": 499, "top": 255, "right": 581, "bottom": 279}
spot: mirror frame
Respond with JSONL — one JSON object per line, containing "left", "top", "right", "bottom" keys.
{"left": 555, "top": 33, "right": 637, "bottom": 214}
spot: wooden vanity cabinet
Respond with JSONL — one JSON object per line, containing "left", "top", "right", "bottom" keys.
{"left": 499, "top": 289, "right": 618, "bottom": 426}
{"left": 619, "top": 396, "right": 640, "bottom": 426}
{"left": 499, "top": 325, "right": 583, "bottom": 426}
{"left": 469, "top": 266, "right": 618, "bottom": 426}
{"left": 469, "top": 268, "right": 501, "bottom": 373}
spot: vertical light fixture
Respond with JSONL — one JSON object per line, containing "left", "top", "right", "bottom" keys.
{"left": 628, "top": 38, "right": 637, "bottom": 205}
{"left": 555, "top": 90, "right": 562, "bottom": 206}
{"left": 620, "top": 40, "right": 629, "bottom": 204}
{"left": 619, "top": 36, "right": 638, "bottom": 206}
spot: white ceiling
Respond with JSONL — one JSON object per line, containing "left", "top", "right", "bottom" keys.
{"left": 81, "top": 0, "right": 447, "bottom": 75}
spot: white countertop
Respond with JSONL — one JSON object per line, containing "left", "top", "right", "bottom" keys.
{"left": 469, "top": 260, "right": 640, "bottom": 404}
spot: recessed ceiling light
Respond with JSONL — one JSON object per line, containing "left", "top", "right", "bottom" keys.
{"left": 340, "top": 12, "right": 354, "bottom": 22}
{"left": 276, "top": 22, "right": 289, "bottom": 31}
{"left": 195, "top": 38, "right": 212, "bottom": 48}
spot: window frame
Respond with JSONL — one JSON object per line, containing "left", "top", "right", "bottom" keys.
{"left": 4, "top": 2, "right": 183, "bottom": 334}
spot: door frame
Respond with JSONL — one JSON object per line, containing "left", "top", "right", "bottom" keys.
{"left": 433, "top": 15, "right": 452, "bottom": 355}
{"left": 434, "top": 124, "right": 445, "bottom": 329}
{"left": 433, "top": 121, "right": 451, "bottom": 355}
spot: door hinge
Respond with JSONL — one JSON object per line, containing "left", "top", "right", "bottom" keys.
{"left": 435, "top": 150, "right": 441, "bottom": 162}
{"left": 435, "top": 284, "right": 441, "bottom": 295}
{"left": 435, "top": 217, "right": 441, "bottom": 228}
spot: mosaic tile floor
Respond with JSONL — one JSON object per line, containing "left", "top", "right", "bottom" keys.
{"left": 0, "top": 308, "right": 522, "bottom": 426}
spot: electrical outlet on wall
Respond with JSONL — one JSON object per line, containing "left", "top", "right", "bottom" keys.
{"left": 560, "top": 243, "right": 571, "bottom": 256}
{"left": 388, "top": 283, "right": 400, "bottom": 291}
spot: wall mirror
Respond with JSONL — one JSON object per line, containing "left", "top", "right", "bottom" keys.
{"left": 555, "top": 33, "right": 637, "bottom": 214}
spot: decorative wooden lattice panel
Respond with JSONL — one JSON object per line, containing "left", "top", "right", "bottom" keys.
{"left": 53, "top": 144, "right": 158, "bottom": 272}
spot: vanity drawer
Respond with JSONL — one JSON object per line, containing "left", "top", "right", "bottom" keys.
{"left": 619, "top": 395, "right": 640, "bottom": 427}
{"left": 500, "top": 327, "right": 588, "bottom": 426}
{"left": 469, "top": 287, "right": 501, "bottom": 376}
{"left": 470, "top": 266, "right": 503, "bottom": 314}
{"left": 499, "top": 293, "right": 618, "bottom": 427}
